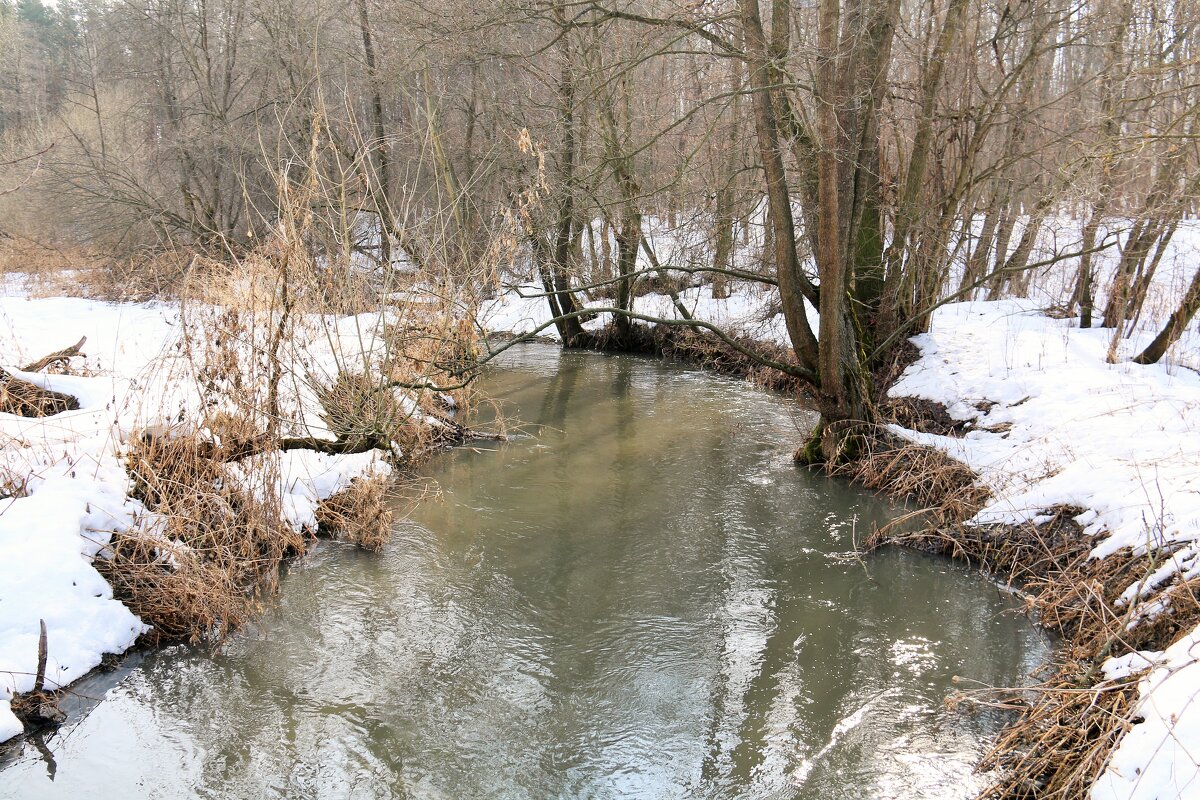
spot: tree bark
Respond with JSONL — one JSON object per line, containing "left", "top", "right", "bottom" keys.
{"left": 1134, "top": 265, "right": 1200, "bottom": 365}
{"left": 738, "top": 0, "right": 819, "bottom": 372}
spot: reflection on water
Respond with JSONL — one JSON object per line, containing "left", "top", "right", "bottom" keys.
{"left": 0, "top": 345, "right": 1051, "bottom": 799}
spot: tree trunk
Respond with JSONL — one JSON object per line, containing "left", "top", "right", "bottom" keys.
{"left": 738, "top": 0, "right": 819, "bottom": 371}
{"left": 1134, "top": 265, "right": 1200, "bottom": 365}
{"left": 355, "top": 0, "right": 393, "bottom": 266}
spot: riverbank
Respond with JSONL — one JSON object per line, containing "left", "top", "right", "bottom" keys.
{"left": 867, "top": 300, "right": 1200, "bottom": 799}
{"left": 0, "top": 290, "right": 472, "bottom": 741}
{"left": 482, "top": 284, "right": 1200, "bottom": 799}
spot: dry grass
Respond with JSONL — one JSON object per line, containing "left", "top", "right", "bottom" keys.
{"left": 957, "top": 659, "right": 1145, "bottom": 799}
{"left": 838, "top": 428, "right": 991, "bottom": 535}
{"left": 0, "top": 238, "right": 191, "bottom": 301}
{"left": 0, "top": 370, "right": 79, "bottom": 417}
{"left": 98, "top": 429, "right": 308, "bottom": 644}
{"left": 315, "top": 475, "right": 395, "bottom": 552}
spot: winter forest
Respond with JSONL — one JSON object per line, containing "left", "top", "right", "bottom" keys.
{"left": 1, "top": 0, "right": 1199, "bottom": 797}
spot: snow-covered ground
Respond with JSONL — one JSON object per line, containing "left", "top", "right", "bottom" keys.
{"left": 0, "top": 295, "right": 394, "bottom": 742}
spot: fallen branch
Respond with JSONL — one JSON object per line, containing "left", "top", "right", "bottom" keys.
{"left": 21, "top": 336, "right": 87, "bottom": 372}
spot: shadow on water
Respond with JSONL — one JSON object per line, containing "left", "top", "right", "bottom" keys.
{"left": 0, "top": 344, "right": 1052, "bottom": 800}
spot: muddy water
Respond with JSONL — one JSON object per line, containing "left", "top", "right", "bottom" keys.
{"left": 0, "top": 345, "right": 1050, "bottom": 799}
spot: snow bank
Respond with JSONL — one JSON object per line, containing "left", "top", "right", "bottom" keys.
{"left": 1092, "top": 630, "right": 1200, "bottom": 800}
{"left": 0, "top": 296, "right": 393, "bottom": 742}
{"left": 890, "top": 299, "right": 1200, "bottom": 564}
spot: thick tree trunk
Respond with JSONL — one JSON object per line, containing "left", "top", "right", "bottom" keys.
{"left": 542, "top": 26, "right": 587, "bottom": 346}
{"left": 1126, "top": 221, "right": 1176, "bottom": 329}
{"left": 1073, "top": 202, "right": 1109, "bottom": 327}
{"left": 738, "top": 0, "right": 819, "bottom": 372}
{"left": 1103, "top": 219, "right": 1155, "bottom": 327}
{"left": 711, "top": 185, "right": 734, "bottom": 300}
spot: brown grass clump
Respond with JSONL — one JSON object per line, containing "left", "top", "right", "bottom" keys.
{"left": 839, "top": 428, "right": 990, "bottom": 533}
{"left": 964, "top": 659, "right": 1145, "bottom": 799}
{"left": 98, "top": 429, "right": 308, "bottom": 644}
{"left": 315, "top": 475, "right": 395, "bottom": 552}
{"left": 0, "top": 238, "right": 193, "bottom": 301}
{"left": 882, "top": 395, "right": 973, "bottom": 436}
{"left": 311, "top": 371, "right": 424, "bottom": 454}
{"left": 0, "top": 369, "right": 79, "bottom": 417}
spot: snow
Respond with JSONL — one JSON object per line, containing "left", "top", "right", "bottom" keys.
{"left": 889, "top": 299, "right": 1200, "bottom": 570}
{"left": 1092, "top": 631, "right": 1200, "bottom": 800}
{"left": 1101, "top": 651, "right": 1162, "bottom": 682}
{"left": 0, "top": 295, "right": 394, "bottom": 742}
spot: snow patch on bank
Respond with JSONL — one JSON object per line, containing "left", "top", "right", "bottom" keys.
{"left": 0, "top": 296, "right": 392, "bottom": 742}
{"left": 890, "top": 299, "right": 1200, "bottom": 564}
{"left": 1091, "top": 630, "right": 1200, "bottom": 800}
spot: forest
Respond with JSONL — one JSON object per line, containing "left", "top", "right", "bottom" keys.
{"left": 1, "top": 0, "right": 1199, "bottom": 797}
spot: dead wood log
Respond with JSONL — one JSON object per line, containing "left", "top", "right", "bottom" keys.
{"left": 21, "top": 336, "right": 87, "bottom": 373}
{"left": 33, "top": 619, "right": 47, "bottom": 694}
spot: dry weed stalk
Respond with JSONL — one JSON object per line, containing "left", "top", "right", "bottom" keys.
{"left": 966, "top": 661, "right": 1145, "bottom": 799}
{"left": 314, "top": 475, "right": 394, "bottom": 552}
{"left": 837, "top": 428, "right": 990, "bottom": 536}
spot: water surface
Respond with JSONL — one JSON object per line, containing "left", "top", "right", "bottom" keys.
{"left": 0, "top": 345, "right": 1050, "bottom": 799}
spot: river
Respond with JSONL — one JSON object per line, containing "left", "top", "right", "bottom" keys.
{"left": 0, "top": 345, "right": 1051, "bottom": 799}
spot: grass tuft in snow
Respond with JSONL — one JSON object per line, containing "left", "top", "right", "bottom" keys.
{"left": 314, "top": 474, "right": 395, "bottom": 553}
{"left": 100, "top": 429, "right": 307, "bottom": 645}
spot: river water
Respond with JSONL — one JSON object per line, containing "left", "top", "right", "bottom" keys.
{"left": 0, "top": 345, "right": 1050, "bottom": 799}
